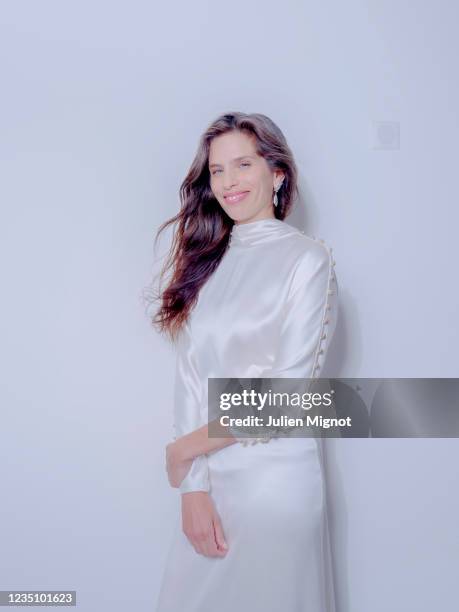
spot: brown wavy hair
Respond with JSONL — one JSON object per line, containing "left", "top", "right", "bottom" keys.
{"left": 145, "top": 111, "right": 299, "bottom": 343}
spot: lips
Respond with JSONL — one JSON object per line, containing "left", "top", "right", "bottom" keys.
{"left": 224, "top": 191, "right": 249, "bottom": 204}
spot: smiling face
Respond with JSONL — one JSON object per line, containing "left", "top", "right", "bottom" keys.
{"left": 208, "top": 130, "right": 285, "bottom": 225}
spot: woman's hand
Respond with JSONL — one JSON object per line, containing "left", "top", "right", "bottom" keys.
{"left": 165, "top": 440, "right": 193, "bottom": 488}
{"left": 181, "top": 491, "right": 228, "bottom": 558}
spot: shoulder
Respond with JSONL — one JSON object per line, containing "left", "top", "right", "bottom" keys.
{"left": 278, "top": 222, "right": 335, "bottom": 267}
{"left": 279, "top": 225, "right": 336, "bottom": 295}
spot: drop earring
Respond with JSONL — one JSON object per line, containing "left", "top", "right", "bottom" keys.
{"left": 273, "top": 181, "right": 283, "bottom": 207}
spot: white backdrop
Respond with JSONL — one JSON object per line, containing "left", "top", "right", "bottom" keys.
{"left": 1, "top": 1, "right": 458, "bottom": 611}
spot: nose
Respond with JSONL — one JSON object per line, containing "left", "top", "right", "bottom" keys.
{"left": 223, "top": 169, "right": 238, "bottom": 191}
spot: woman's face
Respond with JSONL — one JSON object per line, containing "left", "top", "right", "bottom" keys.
{"left": 208, "top": 130, "right": 284, "bottom": 225}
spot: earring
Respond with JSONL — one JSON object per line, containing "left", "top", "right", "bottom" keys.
{"left": 273, "top": 181, "right": 283, "bottom": 207}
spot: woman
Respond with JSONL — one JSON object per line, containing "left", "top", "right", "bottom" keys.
{"left": 151, "top": 112, "right": 338, "bottom": 611}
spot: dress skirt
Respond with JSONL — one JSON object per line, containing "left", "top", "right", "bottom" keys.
{"left": 155, "top": 437, "right": 336, "bottom": 612}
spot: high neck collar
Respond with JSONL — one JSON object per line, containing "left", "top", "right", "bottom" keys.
{"left": 229, "top": 217, "right": 292, "bottom": 247}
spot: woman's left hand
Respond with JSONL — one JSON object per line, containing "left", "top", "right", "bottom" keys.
{"left": 165, "top": 440, "right": 194, "bottom": 488}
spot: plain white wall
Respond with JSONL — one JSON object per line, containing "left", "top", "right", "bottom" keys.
{"left": 1, "top": 1, "right": 458, "bottom": 611}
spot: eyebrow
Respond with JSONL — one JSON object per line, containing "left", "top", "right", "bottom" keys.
{"left": 209, "top": 155, "right": 255, "bottom": 169}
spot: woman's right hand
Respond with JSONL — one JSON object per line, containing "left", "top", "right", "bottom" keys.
{"left": 181, "top": 491, "right": 228, "bottom": 558}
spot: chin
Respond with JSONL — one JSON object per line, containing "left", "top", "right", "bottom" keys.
{"left": 229, "top": 212, "right": 252, "bottom": 224}
{"left": 221, "top": 203, "right": 262, "bottom": 225}
{"left": 223, "top": 208, "right": 246, "bottom": 223}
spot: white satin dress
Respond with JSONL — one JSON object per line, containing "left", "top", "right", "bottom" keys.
{"left": 155, "top": 217, "right": 338, "bottom": 612}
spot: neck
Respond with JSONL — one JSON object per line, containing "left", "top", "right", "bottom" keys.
{"left": 229, "top": 217, "right": 288, "bottom": 247}
{"left": 234, "top": 211, "right": 276, "bottom": 226}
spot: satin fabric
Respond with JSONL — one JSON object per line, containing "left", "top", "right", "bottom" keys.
{"left": 156, "top": 218, "right": 338, "bottom": 612}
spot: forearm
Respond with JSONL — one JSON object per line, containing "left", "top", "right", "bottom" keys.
{"left": 176, "top": 418, "right": 237, "bottom": 462}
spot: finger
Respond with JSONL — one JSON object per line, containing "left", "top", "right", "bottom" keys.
{"left": 202, "top": 532, "right": 221, "bottom": 558}
{"left": 200, "top": 539, "right": 218, "bottom": 558}
{"left": 207, "top": 528, "right": 227, "bottom": 558}
{"left": 212, "top": 516, "right": 228, "bottom": 553}
{"left": 191, "top": 529, "right": 219, "bottom": 558}
{"left": 201, "top": 524, "right": 228, "bottom": 558}
{"left": 192, "top": 531, "right": 209, "bottom": 556}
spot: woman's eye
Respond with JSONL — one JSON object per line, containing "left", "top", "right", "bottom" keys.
{"left": 211, "top": 162, "right": 250, "bottom": 176}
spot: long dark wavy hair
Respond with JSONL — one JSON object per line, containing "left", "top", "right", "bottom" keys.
{"left": 145, "top": 111, "right": 299, "bottom": 343}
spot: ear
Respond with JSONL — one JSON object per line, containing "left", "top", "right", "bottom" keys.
{"left": 274, "top": 170, "right": 286, "bottom": 190}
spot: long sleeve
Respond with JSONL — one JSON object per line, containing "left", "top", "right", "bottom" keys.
{"left": 173, "top": 322, "right": 210, "bottom": 493}
{"left": 233, "top": 238, "right": 338, "bottom": 446}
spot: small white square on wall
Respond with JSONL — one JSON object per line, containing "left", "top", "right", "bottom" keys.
{"left": 370, "top": 120, "right": 400, "bottom": 150}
